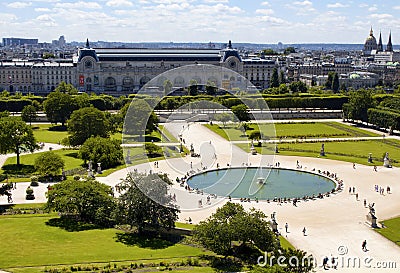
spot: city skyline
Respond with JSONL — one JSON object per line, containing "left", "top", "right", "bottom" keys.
{"left": 0, "top": 0, "right": 399, "bottom": 44}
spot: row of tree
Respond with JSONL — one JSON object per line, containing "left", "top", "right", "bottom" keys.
{"left": 45, "top": 172, "right": 178, "bottom": 232}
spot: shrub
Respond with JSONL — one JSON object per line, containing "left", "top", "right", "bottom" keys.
{"left": 26, "top": 186, "right": 35, "bottom": 200}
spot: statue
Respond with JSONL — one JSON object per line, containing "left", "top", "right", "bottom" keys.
{"left": 368, "top": 153, "right": 373, "bottom": 163}
{"left": 97, "top": 162, "right": 102, "bottom": 174}
{"left": 366, "top": 203, "right": 378, "bottom": 228}
{"left": 383, "top": 152, "right": 391, "bottom": 168}
{"left": 87, "top": 160, "right": 94, "bottom": 177}
{"left": 320, "top": 143, "right": 325, "bottom": 156}
{"left": 126, "top": 149, "right": 131, "bottom": 164}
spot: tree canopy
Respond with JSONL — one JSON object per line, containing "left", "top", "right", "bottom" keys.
{"left": 114, "top": 172, "right": 179, "bottom": 234}
{"left": 43, "top": 90, "right": 76, "bottom": 126}
{"left": 21, "top": 105, "right": 37, "bottom": 125}
{"left": 67, "top": 106, "right": 110, "bottom": 146}
{"left": 121, "top": 99, "right": 159, "bottom": 138}
{"left": 232, "top": 104, "right": 251, "bottom": 123}
{"left": 193, "top": 202, "right": 277, "bottom": 257}
{"left": 0, "top": 117, "right": 38, "bottom": 165}
{"left": 270, "top": 68, "right": 280, "bottom": 88}
{"left": 45, "top": 178, "right": 115, "bottom": 226}
{"left": 34, "top": 151, "right": 65, "bottom": 177}
{"left": 79, "top": 136, "right": 123, "bottom": 169}
{"left": 344, "top": 89, "right": 375, "bottom": 122}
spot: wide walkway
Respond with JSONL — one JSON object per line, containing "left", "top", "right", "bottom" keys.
{"left": 0, "top": 143, "right": 63, "bottom": 205}
{"left": 99, "top": 122, "right": 400, "bottom": 272}
{"left": 2, "top": 122, "right": 400, "bottom": 272}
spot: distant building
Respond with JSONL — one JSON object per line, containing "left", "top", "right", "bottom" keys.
{"left": 2, "top": 38, "right": 38, "bottom": 47}
{"left": 75, "top": 39, "right": 278, "bottom": 95}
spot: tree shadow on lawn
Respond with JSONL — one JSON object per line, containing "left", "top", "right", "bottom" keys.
{"left": 115, "top": 231, "right": 182, "bottom": 249}
{"left": 45, "top": 217, "right": 104, "bottom": 232}
{"left": 2, "top": 164, "right": 35, "bottom": 175}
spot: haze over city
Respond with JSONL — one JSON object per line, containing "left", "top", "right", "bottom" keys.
{"left": 0, "top": 0, "right": 399, "bottom": 44}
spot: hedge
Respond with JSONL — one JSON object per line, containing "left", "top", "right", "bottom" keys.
{"left": 367, "top": 108, "right": 400, "bottom": 131}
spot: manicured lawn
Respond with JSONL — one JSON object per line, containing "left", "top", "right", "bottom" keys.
{"left": 205, "top": 122, "right": 379, "bottom": 142}
{"left": 238, "top": 139, "right": 400, "bottom": 166}
{"left": 32, "top": 124, "right": 69, "bottom": 144}
{"left": 0, "top": 215, "right": 206, "bottom": 270}
{"left": 376, "top": 217, "right": 400, "bottom": 247}
{"left": 1, "top": 149, "right": 83, "bottom": 176}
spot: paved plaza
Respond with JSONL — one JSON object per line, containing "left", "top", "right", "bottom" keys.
{"left": 1, "top": 122, "right": 399, "bottom": 272}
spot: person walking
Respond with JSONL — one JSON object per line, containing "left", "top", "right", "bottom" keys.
{"left": 362, "top": 240, "right": 367, "bottom": 251}
{"left": 302, "top": 227, "right": 306, "bottom": 236}
{"left": 285, "top": 223, "right": 289, "bottom": 233}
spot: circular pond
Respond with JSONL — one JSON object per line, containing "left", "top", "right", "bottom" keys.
{"left": 186, "top": 167, "right": 336, "bottom": 199}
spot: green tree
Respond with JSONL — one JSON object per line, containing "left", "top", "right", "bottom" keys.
{"left": 54, "top": 81, "right": 79, "bottom": 95}
{"left": 0, "top": 117, "right": 38, "bottom": 166}
{"left": 206, "top": 80, "right": 217, "bottom": 96}
{"left": 121, "top": 99, "right": 159, "bottom": 139}
{"left": 214, "top": 112, "right": 233, "bottom": 127}
{"left": 21, "top": 105, "right": 37, "bottom": 126}
{"left": 232, "top": 104, "right": 251, "bottom": 123}
{"left": 45, "top": 179, "right": 115, "bottom": 226}
{"left": 332, "top": 73, "right": 340, "bottom": 93}
{"left": 325, "top": 72, "right": 335, "bottom": 90}
{"left": 79, "top": 136, "right": 123, "bottom": 169}
{"left": 34, "top": 151, "right": 65, "bottom": 177}
{"left": 43, "top": 90, "right": 76, "bottom": 126}
{"left": 188, "top": 79, "right": 198, "bottom": 96}
{"left": 249, "top": 130, "right": 262, "bottom": 140}
{"left": 193, "top": 202, "right": 277, "bottom": 257}
{"left": 145, "top": 142, "right": 162, "bottom": 157}
{"left": 346, "top": 89, "right": 375, "bottom": 123}
{"left": 68, "top": 107, "right": 110, "bottom": 146}
{"left": 270, "top": 68, "right": 279, "bottom": 88}
{"left": 289, "top": 81, "right": 307, "bottom": 93}
{"left": 279, "top": 70, "right": 286, "bottom": 84}
{"left": 115, "top": 172, "right": 179, "bottom": 234}
{"left": 283, "top": 47, "right": 296, "bottom": 55}
{"left": 163, "top": 79, "right": 173, "bottom": 96}
{"left": 0, "top": 183, "right": 13, "bottom": 198}
{"left": 262, "top": 49, "right": 278, "bottom": 55}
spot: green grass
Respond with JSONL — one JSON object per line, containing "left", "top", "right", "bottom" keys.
{"left": 237, "top": 139, "right": 400, "bottom": 166}
{"left": 175, "top": 222, "right": 195, "bottom": 230}
{"left": 205, "top": 122, "right": 379, "bottom": 142}
{"left": 0, "top": 215, "right": 206, "bottom": 270}
{"left": 32, "top": 124, "right": 69, "bottom": 144}
{"left": 279, "top": 236, "right": 295, "bottom": 250}
{"left": 375, "top": 216, "right": 400, "bottom": 247}
{"left": 1, "top": 149, "right": 82, "bottom": 177}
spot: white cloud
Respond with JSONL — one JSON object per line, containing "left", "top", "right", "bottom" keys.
{"left": 36, "top": 14, "right": 57, "bottom": 26}
{"left": 293, "top": 0, "right": 313, "bottom": 6}
{"left": 369, "top": 13, "right": 393, "bottom": 19}
{"left": 261, "top": 1, "right": 270, "bottom": 6}
{"left": 394, "top": 6, "right": 400, "bottom": 10}
{"left": 368, "top": 5, "right": 378, "bottom": 12}
{"left": 289, "top": 0, "right": 316, "bottom": 15}
{"left": 54, "top": 1, "right": 102, "bottom": 9}
{"left": 34, "top": 7, "right": 51, "bottom": 12}
{"left": 255, "top": 9, "right": 274, "bottom": 15}
{"left": 7, "top": 2, "right": 32, "bottom": 8}
{"left": 0, "top": 13, "right": 18, "bottom": 22}
{"left": 106, "top": 0, "right": 134, "bottom": 7}
{"left": 203, "top": 0, "right": 228, "bottom": 3}
{"left": 327, "top": 3, "right": 349, "bottom": 8}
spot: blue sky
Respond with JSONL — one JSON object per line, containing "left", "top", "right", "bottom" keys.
{"left": 0, "top": 0, "right": 399, "bottom": 44}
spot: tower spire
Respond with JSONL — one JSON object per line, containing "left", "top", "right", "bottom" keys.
{"left": 386, "top": 31, "right": 393, "bottom": 52}
{"left": 370, "top": 26, "right": 373, "bottom": 36}
{"left": 377, "top": 31, "right": 383, "bottom": 52}
{"left": 86, "top": 38, "right": 90, "bottom": 48}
